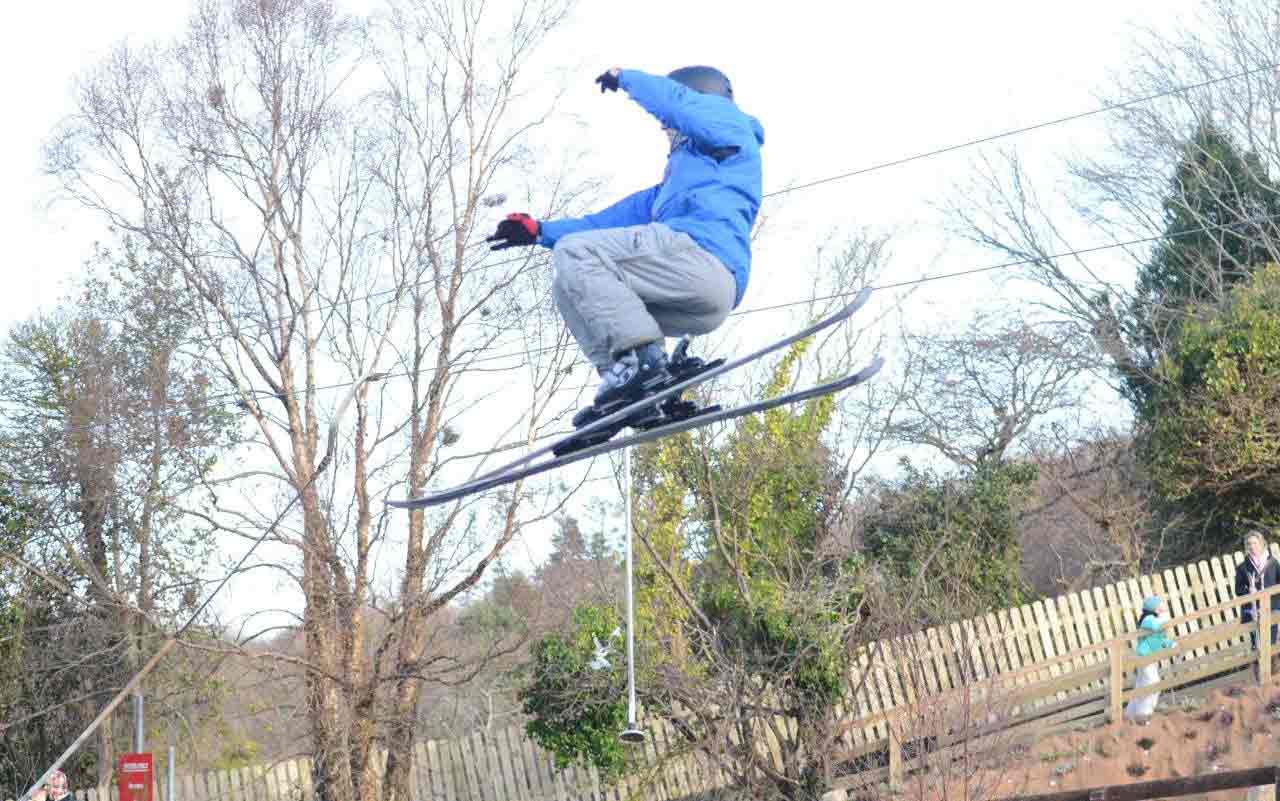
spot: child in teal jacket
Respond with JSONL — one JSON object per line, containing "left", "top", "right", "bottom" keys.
{"left": 1125, "top": 595, "right": 1176, "bottom": 722}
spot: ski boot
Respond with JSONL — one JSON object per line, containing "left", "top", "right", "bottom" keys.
{"left": 654, "top": 336, "right": 724, "bottom": 419}
{"left": 553, "top": 338, "right": 724, "bottom": 457}
{"left": 555, "top": 343, "right": 670, "bottom": 457}
{"left": 594, "top": 341, "right": 673, "bottom": 410}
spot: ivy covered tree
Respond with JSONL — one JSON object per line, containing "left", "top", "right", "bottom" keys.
{"left": 519, "top": 341, "right": 876, "bottom": 801}
{"left": 1146, "top": 262, "right": 1280, "bottom": 555}
{"left": 0, "top": 484, "right": 109, "bottom": 793}
{"left": 0, "top": 245, "right": 241, "bottom": 789}
{"left": 860, "top": 459, "right": 1036, "bottom": 622}
{"left": 0, "top": 489, "right": 35, "bottom": 792}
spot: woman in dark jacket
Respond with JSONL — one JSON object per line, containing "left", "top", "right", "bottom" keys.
{"left": 1236, "top": 530, "right": 1280, "bottom": 653}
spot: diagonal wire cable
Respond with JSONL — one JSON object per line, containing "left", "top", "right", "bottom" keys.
{"left": 17, "top": 202, "right": 1280, "bottom": 444}
{"left": 9, "top": 59, "right": 1280, "bottom": 795}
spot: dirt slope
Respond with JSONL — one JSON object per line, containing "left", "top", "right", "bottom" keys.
{"left": 923, "top": 682, "right": 1280, "bottom": 801}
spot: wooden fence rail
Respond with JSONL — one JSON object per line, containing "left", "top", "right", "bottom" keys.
{"left": 8, "top": 544, "right": 1280, "bottom": 801}
{"left": 996, "top": 764, "right": 1278, "bottom": 801}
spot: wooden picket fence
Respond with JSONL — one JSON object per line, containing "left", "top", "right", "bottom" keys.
{"left": 826, "top": 545, "right": 1277, "bottom": 794}
{"left": 13, "top": 544, "right": 1280, "bottom": 801}
{"left": 44, "top": 723, "right": 735, "bottom": 801}
{"left": 826, "top": 583, "right": 1271, "bottom": 794}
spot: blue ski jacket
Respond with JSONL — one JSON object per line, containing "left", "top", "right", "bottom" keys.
{"left": 538, "top": 69, "right": 765, "bottom": 308}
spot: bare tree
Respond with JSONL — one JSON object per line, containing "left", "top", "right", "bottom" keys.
{"left": 1016, "top": 429, "right": 1174, "bottom": 594}
{"left": 42, "top": 1, "right": 587, "bottom": 799}
{"left": 889, "top": 311, "right": 1098, "bottom": 469}
{"left": 1069, "top": 0, "right": 1280, "bottom": 231}
{"left": 938, "top": 1, "right": 1280, "bottom": 575}
{"left": 945, "top": 2, "right": 1280, "bottom": 402}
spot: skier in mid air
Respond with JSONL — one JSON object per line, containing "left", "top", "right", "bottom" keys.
{"left": 392, "top": 66, "right": 879, "bottom": 509}
{"left": 487, "top": 65, "right": 764, "bottom": 418}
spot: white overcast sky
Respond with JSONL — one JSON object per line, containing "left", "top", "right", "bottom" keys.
{"left": 2, "top": 0, "right": 1195, "bottom": 330}
{"left": 0, "top": 0, "right": 1204, "bottom": 621}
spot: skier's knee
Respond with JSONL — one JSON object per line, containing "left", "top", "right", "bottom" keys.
{"left": 551, "top": 241, "right": 590, "bottom": 291}
{"left": 551, "top": 255, "right": 576, "bottom": 295}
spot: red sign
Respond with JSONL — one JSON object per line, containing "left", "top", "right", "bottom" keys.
{"left": 117, "top": 753, "right": 153, "bottom": 801}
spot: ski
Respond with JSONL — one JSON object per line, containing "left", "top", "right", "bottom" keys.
{"left": 438, "top": 287, "right": 875, "bottom": 495}
{"left": 387, "top": 355, "right": 885, "bottom": 509}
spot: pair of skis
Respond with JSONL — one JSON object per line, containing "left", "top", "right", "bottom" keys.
{"left": 387, "top": 287, "right": 884, "bottom": 510}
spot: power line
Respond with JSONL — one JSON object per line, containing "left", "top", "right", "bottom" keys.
{"left": 200, "top": 60, "right": 1280, "bottom": 328}
{"left": 761, "top": 61, "right": 1280, "bottom": 199}
{"left": 11, "top": 59, "right": 1279, "bottom": 451}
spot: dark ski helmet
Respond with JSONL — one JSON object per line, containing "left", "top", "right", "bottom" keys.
{"left": 667, "top": 66, "right": 733, "bottom": 101}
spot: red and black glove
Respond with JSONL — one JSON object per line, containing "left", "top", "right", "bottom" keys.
{"left": 487, "top": 213, "right": 540, "bottom": 250}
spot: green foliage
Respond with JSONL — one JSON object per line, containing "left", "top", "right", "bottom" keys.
{"left": 518, "top": 604, "right": 630, "bottom": 779}
{"left": 0, "top": 489, "right": 34, "bottom": 716}
{"left": 1126, "top": 122, "right": 1280, "bottom": 412}
{"left": 212, "top": 739, "right": 261, "bottom": 771}
{"left": 707, "top": 338, "right": 842, "bottom": 557}
{"left": 629, "top": 431, "right": 696, "bottom": 672}
{"left": 862, "top": 459, "right": 1037, "bottom": 619}
{"left": 519, "top": 339, "right": 865, "bottom": 795}
{"left": 1147, "top": 263, "right": 1280, "bottom": 553}
{"left": 698, "top": 555, "right": 865, "bottom": 711}
{"left": 687, "top": 340, "right": 858, "bottom": 714}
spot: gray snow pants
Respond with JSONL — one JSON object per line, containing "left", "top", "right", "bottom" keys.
{"left": 551, "top": 223, "right": 737, "bottom": 372}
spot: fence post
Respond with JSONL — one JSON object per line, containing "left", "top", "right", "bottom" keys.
{"left": 1262, "top": 592, "right": 1274, "bottom": 685}
{"left": 1108, "top": 640, "right": 1123, "bottom": 724}
{"left": 887, "top": 716, "right": 902, "bottom": 791}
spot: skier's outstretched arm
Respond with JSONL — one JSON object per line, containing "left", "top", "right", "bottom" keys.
{"left": 615, "top": 69, "right": 750, "bottom": 152}
{"left": 537, "top": 185, "right": 659, "bottom": 247}
{"left": 486, "top": 185, "right": 659, "bottom": 251}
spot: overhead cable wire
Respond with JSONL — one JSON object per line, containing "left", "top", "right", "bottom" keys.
{"left": 16, "top": 201, "right": 1280, "bottom": 443}
{"left": 201, "top": 60, "right": 1280, "bottom": 327}
{"left": 759, "top": 61, "right": 1280, "bottom": 199}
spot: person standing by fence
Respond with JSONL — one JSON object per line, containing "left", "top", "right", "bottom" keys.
{"left": 1124, "top": 595, "right": 1176, "bottom": 723}
{"left": 1235, "top": 530, "right": 1280, "bottom": 672}
{"left": 45, "top": 771, "right": 71, "bottom": 801}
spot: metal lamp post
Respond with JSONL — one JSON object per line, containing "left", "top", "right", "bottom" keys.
{"left": 619, "top": 446, "right": 645, "bottom": 744}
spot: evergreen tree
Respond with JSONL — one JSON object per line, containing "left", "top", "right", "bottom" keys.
{"left": 1125, "top": 122, "right": 1280, "bottom": 412}
{"left": 548, "top": 515, "right": 587, "bottom": 565}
